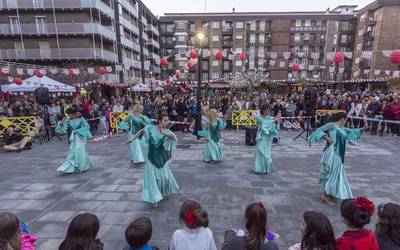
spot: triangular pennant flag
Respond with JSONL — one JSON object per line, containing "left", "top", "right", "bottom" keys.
{"left": 393, "top": 71, "right": 400, "bottom": 78}
{"left": 228, "top": 54, "right": 234, "bottom": 60}
{"left": 329, "top": 67, "right": 335, "bottom": 73}
{"left": 382, "top": 50, "right": 393, "bottom": 58}
{"left": 87, "top": 67, "right": 95, "bottom": 74}
{"left": 283, "top": 52, "right": 291, "bottom": 60}
{"left": 269, "top": 60, "right": 276, "bottom": 66}
{"left": 385, "top": 70, "right": 391, "bottom": 75}
{"left": 339, "top": 67, "right": 345, "bottom": 73}
{"left": 269, "top": 52, "right": 278, "bottom": 59}
{"left": 222, "top": 49, "right": 228, "bottom": 57}
{"left": 344, "top": 52, "right": 353, "bottom": 59}
{"left": 63, "top": 68, "right": 69, "bottom": 75}
{"left": 16, "top": 68, "right": 24, "bottom": 75}
{"left": 297, "top": 52, "right": 305, "bottom": 58}
{"left": 27, "top": 68, "right": 34, "bottom": 75}
{"left": 308, "top": 65, "right": 315, "bottom": 71}
{"left": 326, "top": 52, "right": 335, "bottom": 61}
{"left": 7, "top": 76, "right": 13, "bottom": 83}
{"left": 279, "top": 61, "right": 286, "bottom": 68}
{"left": 1, "top": 67, "right": 10, "bottom": 74}
{"left": 50, "top": 68, "right": 58, "bottom": 74}
{"left": 73, "top": 68, "right": 80, "bottom": 75}
{"left": 361, "top": 51, "right": 373, "bottom": 59}
{"left": 115, "top": 65, "right": 123, "bottom": 72}
{"left": 364, "top": 69, "right": 370, "bottom": 75}
{"left": 311, "top": 52, "right": 320, "bottom": 60}
{"left": 105, "top": 66, "right": 113, "bottom": 72}
{"left": 374, "top": 70, "right": 381, "bottom": 76}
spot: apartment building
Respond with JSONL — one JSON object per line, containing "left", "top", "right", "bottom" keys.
{"left": 0, "top": 0, "right": 160, "bottom": 85}
{"left": 351, "top": 0, "right": 400, "bottom": 79}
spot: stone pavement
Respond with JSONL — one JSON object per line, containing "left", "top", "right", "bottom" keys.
{"left": 0, "top": 130, "right": 399, "bottom": 249}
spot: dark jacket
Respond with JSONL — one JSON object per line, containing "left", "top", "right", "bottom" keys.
{"left": 377, "top": 235, "right": 400, "bottom": 250}
{"left": 222, "top": 230, "right": 279, "bottom": 250}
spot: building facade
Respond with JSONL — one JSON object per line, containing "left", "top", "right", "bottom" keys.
{"left": 0, "top": 0, "right": 160, "bottom": 85}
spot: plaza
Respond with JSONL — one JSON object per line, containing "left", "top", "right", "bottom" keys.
{"left": 0, "top": 130, "right": 399, "bottom": 249}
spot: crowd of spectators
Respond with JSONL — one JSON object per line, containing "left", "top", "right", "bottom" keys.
{"left": 0, "top": 198, "right": 399, "bottom": 250}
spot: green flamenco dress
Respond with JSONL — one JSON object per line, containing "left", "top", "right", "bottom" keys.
{"left": 253, "top": 115, "right": 278, "bottom": 174}
{"left": 142, "top": 125, "right": 179, "bottom": 204}
{"left": 56, "top": 117, "right": 93, "bottom": 174}
{"left": 308, "top": 123, "right": 362, "bottom": 200}
{"left": 120, "top": 114, "right": 151, "bottom": 164}
{"left": 199, "top": 118, "right": 226, "bottom": 162}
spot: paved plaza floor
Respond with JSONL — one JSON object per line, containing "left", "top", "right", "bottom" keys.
{"left": 0, "top": 130, "right": 399, "bottom": 249}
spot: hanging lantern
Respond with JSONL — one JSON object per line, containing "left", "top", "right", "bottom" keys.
{"left": 34, "top": 69, "right": 44, "bottom": 78}
{"left": 160, "top": 57, "right": 168, "bottom": 66}
{"left": 14, "top": 78, "right": 23, "bottom": 85}
{"left": 333, "top": 52, "right": 345, "bottom": 64}
{"left": 98, "top": 67, "right": 106, "bottom": 75}
{"left": 179, "top": 67, "right": 185, "bottom": 73}
{"left": 190, "top": 50, "right": 198, "bottom": 59}
{"left": 215, "top": 50, "right": 223, "bottom": 60}
{"left": 68, "top": 69, "right": 77, "bottom": 77}
{"left": 390, "top": 51, "right": 400, "bottom": 65}
{"left": 292, "top": 64, "right": 300, "bottom": 72}
{"left": 175, "top": 72, "right": 180, "bottom": 79}
{"left": 239, "top": 52, "right": 247, "bottom": 61}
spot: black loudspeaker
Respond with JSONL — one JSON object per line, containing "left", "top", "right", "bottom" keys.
{"left": 35, "top": 87, "right": 50, "bottom": 105}
{"left": 303, "top": 87, "right": 318, "bottom": 115}
{"left": 245, "top": 126, "right": 257, "bottom": 146}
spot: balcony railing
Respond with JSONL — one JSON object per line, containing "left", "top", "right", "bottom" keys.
{"left": 121, "top": 37, "right": 140, "bottom": 50}
{"left": 0, "top": 23, "right": 116, "bottom": 41}
{"left": 290, "top": 26, "right": 326, "bottom": 32}
{"left": 151, "top": 53, "right": 160, "bottom": 61}
{"left": 148, "top": 39, "right": 160, "bottom": 48}
{"left": 142, "top": 32, "right": 148, "bottom": 42}
{"left": 146, "top": 25, "right": 159, "bottom": 36}
{"left": 143, "top": 48, "right": 149, "bottom": 56}
{"left": 141, "top": 16, "right": 147, "bottom": 26}
{"left": 120, "top": 16, "right": 139, "bottom": 35}
{"left": 119, "top": 0, "right": 138, "bottom": 18}
{"left": 0, "top": 48, "right": 117, "bottom": 62}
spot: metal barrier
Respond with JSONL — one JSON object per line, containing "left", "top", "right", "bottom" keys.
{"left": 0, "top": 116, "right": 39, "bottom": 137}
{"left": 232, "top": 110, "right": 256, "bottom": 131}
{"left": 109, "top": 112, "right": 131, "bottom": 134}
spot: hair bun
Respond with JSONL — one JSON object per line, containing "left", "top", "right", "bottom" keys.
{"left": 353, "top": 210, "right": 371, "bottom": 227}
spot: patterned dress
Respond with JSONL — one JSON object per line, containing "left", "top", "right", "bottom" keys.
{"left": 308, "top": 123, "right": 362, "bottom": 199}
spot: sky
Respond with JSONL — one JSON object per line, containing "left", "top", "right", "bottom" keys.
{"left": 143, "top": 0, "right": 373, "bottom": 16}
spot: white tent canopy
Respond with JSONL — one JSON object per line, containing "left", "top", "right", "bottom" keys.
{"left": 129, "top": 84, "right": 163, "bottom": 92}
{"left": 1, "top": 75, "right": 76, "bottom": 93}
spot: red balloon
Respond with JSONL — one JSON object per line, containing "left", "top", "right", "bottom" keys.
{"left": 292, "top": 64, "right": 300, "bottom": 72}
{"left": 14, "top": 78, "right": 23, "bottom": 85}
{"left": 165, "top": 79, "right": 170, "bottom": 84}
{"left": 98, "top": 67, "right": 106, "bottom": 75}
{"left": 239, "top": 52, "right": 247, "bottom": 61}
{"left": 215, "top": 51, "right": 223, "bottom": 60}
{"left": 333, "top": 52, "right": 345, "bottom": 64}
{"left": 68, "top": 69, "right": 77, "bottom": 77}
{"left": 179, "top": 67, "right": 185, "bottom": 73}
{"left": 175, "top": 72, "right": 180, "bottom": 79}
{"left": 190, "top": 50, "right": 198, "bottom": 59}
{"left": 187, "top": 61, "right": 193, "bottom": 69}
{"left": 160, "top": 57, "right": 168, "bottom": 66}
{"left": 390, "top": 51, "right": 400, "bottom": 65}
{"left": 34, "top": 69, "right": 44, "bottom": 78}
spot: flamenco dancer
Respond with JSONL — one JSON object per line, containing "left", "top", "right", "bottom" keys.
{"left": 308, "top": 112, "right": 368, "bottom": 205}
{"left": 56, "top": 108, "right": 93, "bottom": 174}
{"left": 128, "top": 114, "right": 179, "bottom": 207}
{"left": 253, "top": 103, "right": 279, "bottom": 174}
{"left": 199, "top": 108, "right": 226, "bottom": 163}
{"left": 119, "top": 104, "right": 151, "bottom": 166}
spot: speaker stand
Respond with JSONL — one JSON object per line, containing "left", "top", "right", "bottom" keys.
{"left": 292, "top": 116, "right": 312, "bottom": 146}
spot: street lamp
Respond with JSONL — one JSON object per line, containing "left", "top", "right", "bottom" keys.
{"left": 194, "top": 31, "right": 206, "bottom": 139}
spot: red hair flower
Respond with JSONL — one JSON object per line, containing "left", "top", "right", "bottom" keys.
{"left": 184, "top": 211, "right": 196, "bottom": 228}
{"left": 354, "top": 197, "right": 375, "bottom": 216}
{"left": 259, "top": 202, "right": 265, "bottom": 210}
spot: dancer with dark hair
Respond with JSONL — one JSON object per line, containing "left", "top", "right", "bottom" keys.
{"left": 308, "top": 112, "right": 368, "bottom": 204}
{"left": 128, "top": 114, "right": 179, "bottom": 207}
{"left": 253, "top": 103, "right": 279, "bottom": 174}
{"left": 59, "top": 213, "right": 103, "bottom": 250}
{"left": 336, "top": 197, "right": 379, "bottom": 250}
{"left": 169, "top": 200, "right": 217, "bottom": 250}
{"left": 56, "top": 108, "right": 93, "bottom": 174}
{"left": 376, "top": 202, "right": 400, "bottom": 249}
{"left": 289, "top": 211, "right": 336, "bottom": 250}
{"left": 222, "top": 202, "right": 279, "bottom": 250}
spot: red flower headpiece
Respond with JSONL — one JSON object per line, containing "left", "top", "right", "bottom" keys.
{"left": 354, "top": 197, "right": 375, "bottom": 216}
{"left": 184, "top": 211, "right": 196, "bottom": 228}
{"left": 259, "top": 202, "right": 265, "bottom": 210}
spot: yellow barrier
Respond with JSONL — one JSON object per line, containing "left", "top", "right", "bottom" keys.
{"left": 109, "top": 112, "right": 132, "bottom": 134}
{"left": 315, "top": 109, "right": 346, "bottom": 123}
{"left": 0, "top": 116, "right": 39, "bottom": 137}
{"left": 232, "top": 110, "right": 256, "bottom": 131}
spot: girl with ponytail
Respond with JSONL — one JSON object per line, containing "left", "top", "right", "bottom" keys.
{"left": 169, "top": 200, "right": 217, "bottom": 250}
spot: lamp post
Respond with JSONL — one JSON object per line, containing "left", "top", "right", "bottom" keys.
{"left": 194, "top": 31, "right": 206, "bottom": 139}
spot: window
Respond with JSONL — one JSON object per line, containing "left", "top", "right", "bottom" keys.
{"left": 189, "top": 23, "right": 195, "bottom": 33}
{"left": 223, "top": 73, "right": 230, "bottom": 81}
{"left": 304, "top": 33, "right": 310, "bottom": 41}
{"left": 9, "top": 16, "right": 20, "bottom": 34}
{"left": 259, "top": 34, "right": 265, "bottom": 44}
{"left": 249, "top": 47, "right": 255, "bottom": 57}
{"left": 212, "top": 60, "right": 219, "bottom": 67}
{"left": 295, "top": 20, "right": 302, "bottom": 27}
{"left": 212, "top": 35, "right": 219, "bottom": 41}
{"left": 202, "top": 73, "right": 208, "bottom": 81}
{"left": 294, "top": 33, "right": 301, "bottom": 42}
{"left": 341, "top": 34, "right": 348, "bottom": 44}
{"left": 235, "top": 48, "right": 243, "bottom": 53}
{"left": 33, "top": 0, "right": 44, "bottom": 8}
{"left": 166, "top": 24, "right": 174, "bottom": 32}
{"left": 212, "top": 21, "right": 220, "bottom": 28}
{"left": 39, "top": 41, "right": 51, "bottom": 59}
{"left": 35, "top": 16, "right": 47, "bottom": 34}
{"left": 223, "top": 61, "right": 230, "bottom": 70}
{"left": 357, "top": 43, "right": 362, "bottom": 51}
{"left": 250, "top": 34, "right": 256, "bottom": 43}
{"left": 305, "top": 20, "right": 311, "bottom": 27}
{"left": 235, "top": 34, "right": 243, "bottom": 40}
{"left": 177, "top": 36, "right": 185, "bottom": 42}
{"left": 259, "top": 21, "right": 265, "bottom": 31}
{"left": 249, "top": 60, "right": 255, "bottom": 70}
{"left": 235, "top": 22, "right": 244, "bottom": 29}
{"left": 250, "top": 21, "right": 256, "bottom": 31}
{"left": 235, "top": 60, "right": 243, "bottom": 66}
{"left": 177, "top": 22, "right": 186, "bottom": 29}
{"left": 14, "top": 41, "right": 24, "bottom": 59}
{"left": 202, "top": 61, "right": 209, "bottom": 69}
{"left": 212, "top": 72, "right": 220, "bottom": 79}
{"left": 316, "top": 20, "right": 322, "bottom": 26}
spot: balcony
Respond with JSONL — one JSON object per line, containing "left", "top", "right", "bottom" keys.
{"left": 141, "top": 16, "right": 148, "bottom": 26}
{"left": 119, "top": 0, "right": 138, "bottom": 18}
{"left": 151, "top": 53, "right": 160, "bottom": 61}
{"left": 120, "top": 16, "right": 139, "bottom": 35}
{"left": 0, "top": 22, "right": 117, "bottom": 41}
{"left": 143, "top": 48, "right": 149, "bottom": 56}
{"left": 2, "top": 0, "right": 116, "bottom": 18}
{"left": 121, "top": 37, "right": 140, "bottom": 50}
{"left": 123, "top": 56, "right": 135, "bottom": 67}
{"left": 290, "top": 26, "right": 326, "bottom": 32}
{"left": 142, "top": 32, "right": 148, "bottom": 42}
{"left": 133, "top": 60, "right": 141, "bottom": 69}
{"left": 146, "top": 25, "right": 159, "bottom": 36}
{"left": 103, "top": 73, "right": 119, "bottom": 82}
{"left": 0, "top": 48, "right": 118, "bottom": 62}
{"left": 339, "top": 40, "right": 352, "bottom": 46}
{"left": 359, "top": 59, "right": 371, "bottom": 69}
{"left": 148, "top": 39, "right": 160, "bottom": 48}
